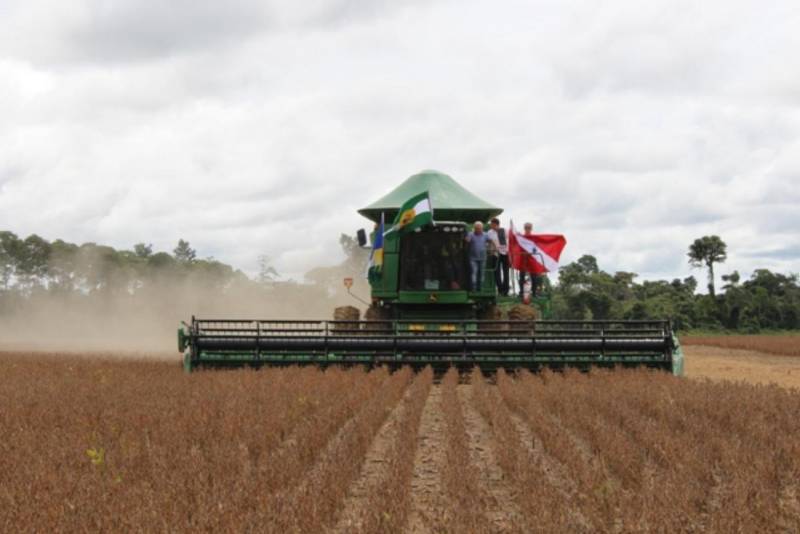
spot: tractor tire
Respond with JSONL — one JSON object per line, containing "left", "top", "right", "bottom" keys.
{"left": 507, "top": 304, "right": 537, "bottom": 335}
{"left": 332, "top": 305, "right": 360, "bottom": 335}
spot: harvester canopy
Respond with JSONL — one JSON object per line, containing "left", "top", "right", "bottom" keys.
{"left": 358, "top": 170, "right": 503, "bottom": 224}
{"left": 179, "top": 170, "right": 684, "bottom": 376}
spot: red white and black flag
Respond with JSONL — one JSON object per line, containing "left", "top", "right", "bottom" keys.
{"left": 508, "top": 221, "right": 567, "bottom": 274}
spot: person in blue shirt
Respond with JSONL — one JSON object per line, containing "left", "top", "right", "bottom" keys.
{"left": 465, "top": 221, "right": 490, "bottom": 291}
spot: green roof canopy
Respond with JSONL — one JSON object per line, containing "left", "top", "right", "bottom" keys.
{"left": 358, "top": 170, "right": 503, "bottom": 223}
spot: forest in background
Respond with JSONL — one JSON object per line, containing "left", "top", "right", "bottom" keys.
{"left": 0, "top": 231, "right": 368, "bottom": 350}
{"left": 0, "top": 230, "right": 798, "bottom": 350}
{"left": 549, "top": 254, "right": 799, "bottom": 331}
{"left": 550, "top": 234, "right": 800, "bottom": 332}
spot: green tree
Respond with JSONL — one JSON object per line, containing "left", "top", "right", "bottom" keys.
{"left": 49, "top": 239, "right": 80, "bottom": 292}
{"left": 612, "top": 271, "right": 638, "bottom": 300}
{"left": 133, "top": 243, "right": 153, "bottom": 258}
{"left": 558, "top": 254, "right": 599, "bottom": 289}
{"left": 688, "top": 235, "right": 727, "bottom": 297}
{"left": 17, "top": 234, "right": 52, "bottom": 289}
{"left": 683, "top": 276, "right": 698, "bottom": 294}
{"left": 173, "top": 239, "right": 196, "bottom": 264}
{"left": 0, "top": 231, "right": 21, "bottom": 290}
{"left": 556, "top": 256, "right": 621, "bottom": 320}
{"left": 148, "top": 252, "right": 177, "bottom": 271}
{"left": 76, "top": 243, "right": 124, "bottom": 293}
{"left": 576, "top": 255, "right": 599, "bottom": 274}
{"left": 721, "top": 270, "right": 740, "bottom": 291}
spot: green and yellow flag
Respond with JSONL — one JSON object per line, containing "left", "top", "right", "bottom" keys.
{"left": 367, "top": 213, "right": 385, "bottom": 283}
{"left": 384, "top": 191, "right": 434, "bottom": 238}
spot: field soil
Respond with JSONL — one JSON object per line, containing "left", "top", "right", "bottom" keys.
{"left": 681, "top": 334, "right": 800, "bottom": 357}
{"left": 684, "top": 345, "right": 800, "bottom": 389}
{"left": 2, "top": 352, "right": 799, "bottom": 532}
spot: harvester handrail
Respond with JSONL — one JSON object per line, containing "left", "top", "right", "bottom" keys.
{"left": 191, "top": 319, "right": 671, "bottom": 333}
{"left": 192, "top": 318, "right": 670, "bottom": 324}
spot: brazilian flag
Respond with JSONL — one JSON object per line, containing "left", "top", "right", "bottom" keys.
{"left": 384, "top": 191, "right": 434, "bottom": 239}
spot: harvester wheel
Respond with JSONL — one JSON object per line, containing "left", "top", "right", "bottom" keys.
{"left": 332, "top": 305, "right": 360, "bottom": 335}
{"left": 508, "top": 304, "right": 537, "bottom": 335}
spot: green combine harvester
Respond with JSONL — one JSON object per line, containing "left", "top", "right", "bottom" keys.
{"left": 179, "top": 170, "right": 683, "bottom": 375}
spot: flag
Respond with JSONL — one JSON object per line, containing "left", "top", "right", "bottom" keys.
{"left": 384, "top": 191, "right": 434, "bottom": 238}
{"left": 367, "top": 213, "right": 385, "bottom": 283}
{"left": 508, "top": 221, "right": 566, "bottom": 274}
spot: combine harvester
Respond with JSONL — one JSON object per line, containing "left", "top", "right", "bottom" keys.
{"left": 179, "top": 170, "right": 683, "bottom": 375}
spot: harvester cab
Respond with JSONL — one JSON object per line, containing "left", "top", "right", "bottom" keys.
{"left": 179, "top": 170, "right": 684, "bottom": 375}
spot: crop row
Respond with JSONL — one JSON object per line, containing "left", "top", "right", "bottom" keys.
{"left": 2, "top": 353, "right": 799, "bottom": 532}
{"left": 498, "top": 368, "right": 800, "bottom": 532}
{"left": 0, "top": 355, "right": 404, "bottom": 532}
{"left": 435, "top": 368, "right": 495, "bottom": 532}
{"left": 340, "top": 366, "right": 433, "bottom": 533}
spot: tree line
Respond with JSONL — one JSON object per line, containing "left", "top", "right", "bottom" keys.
{"left": 0, "top": 231, "right": 367, "bottom": 327}
{"left": 551, "top": 236, "right": 800, "bottom": 332}
{"left": 0, "top": 230, "right": 796, "bottom": 332}
{"left": 0, "top": 231, "right": 244, "bottom": 298}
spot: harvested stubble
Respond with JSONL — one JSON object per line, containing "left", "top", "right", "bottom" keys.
{"left": 435, "top": 368, "right": 495, "bottom": 533}
{"left": 682, "top": 334, "right": 800, "bottom": 356}
{"left": 0, "top": 354, "right": 393, "bottom": 532}
{"left": 499, "top": 368, "right": 800, "bottom": 532}
{"left": 498, "top": 369, "right": 616, "bottom": 530}
{"left": 470, "top": 369, "right": 570, "bottom": 532}
{"left": 340, "top": 366, "right": 434, "bottom": 533}
{"left": 265, "top": 366, "right": 413, "bottom": 533}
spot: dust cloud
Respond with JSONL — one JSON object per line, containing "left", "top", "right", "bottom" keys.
{"left": 0, "top": 278, "right": 370, "bottom": 355}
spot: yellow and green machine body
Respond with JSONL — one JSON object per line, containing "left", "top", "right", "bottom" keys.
{"left": 179, "top": 170, "right": 683, "bottom": 375}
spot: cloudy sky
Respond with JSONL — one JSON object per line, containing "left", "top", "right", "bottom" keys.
{"left": 1, "top": 0, "right": 798, "bottom": 286}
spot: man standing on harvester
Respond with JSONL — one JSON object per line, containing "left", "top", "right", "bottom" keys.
{"left": 517, "top": 222, "right": 536, "bottom": 298}
{"left": 465, "top": 221, "right": 490, "bottom": 291}
{"left": 487, "top": 217, "right": 509, "bottom": 296}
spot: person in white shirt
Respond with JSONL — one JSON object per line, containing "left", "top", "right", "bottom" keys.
{"left": 487, "top": 218, "right": 509, "bottom": 295}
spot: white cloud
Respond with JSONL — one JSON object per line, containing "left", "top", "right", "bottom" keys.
{"left": 1, "top": 0, "right": 799, "bottom": 284}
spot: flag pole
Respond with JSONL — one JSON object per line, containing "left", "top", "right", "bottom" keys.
{"left": 509, "top": 219, "right": 516, "bottom": 297}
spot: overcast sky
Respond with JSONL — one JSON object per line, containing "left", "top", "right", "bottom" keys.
{"left": 2, "top": 0, "right": 798, "bottom": 286}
